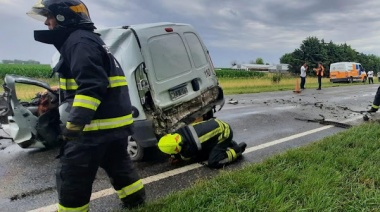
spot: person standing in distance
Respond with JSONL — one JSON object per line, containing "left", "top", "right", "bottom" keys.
{"left": 313, "top": 62, "right": 324, "bottom": 90}
{"left": 368, "top": 70, "right": 374, "bottom": 84}
{"left": 300, "top": 62, "right": 308, "bottom": 90}
{"left": 27, "top": 0, "right": 145, "bottom": 211}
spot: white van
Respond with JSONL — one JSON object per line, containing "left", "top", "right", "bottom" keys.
{"left": 329, "top": 62, "right": 366, "bottom": 83}
{"left": 0, "top": 22, "right": 224, "bottom": 161}
{"left": 98, "top": 23, "right": 225, "bottom": 160}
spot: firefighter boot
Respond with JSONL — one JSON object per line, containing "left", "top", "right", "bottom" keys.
{"left": 121, "top": 189, "right": 146, "bottom": 209}
{"left": 367, "top": 107, "right": 378, "bottom": 113}
{"left": 231, "top": 141, "right": 246, "bottom": 158}
{"left": 239, "top": 142, "right": 247, "bottom": 153}
{"left": 235, "top": 142, "right": 247, "bottom": 159}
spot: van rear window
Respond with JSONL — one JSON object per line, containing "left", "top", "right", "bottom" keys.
{"left": 184, "top": 32, "right": 208, "bottom": 68}
{"left": 148, "top": 33, "right": 192, "bottom": 81}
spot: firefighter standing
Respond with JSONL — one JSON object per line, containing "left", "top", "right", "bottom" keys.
{"left": 368, "top": 87, "right": 380, "bottom": 113}
{"left": 158, "top": 118, "right": 247, "bottom": 168}
{"left": 27, "top": 0, "right": 145, "bottom": 211}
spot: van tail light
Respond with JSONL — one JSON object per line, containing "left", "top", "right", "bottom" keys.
{"left": 165, "top": 28, "right": 173, "bottom": 32}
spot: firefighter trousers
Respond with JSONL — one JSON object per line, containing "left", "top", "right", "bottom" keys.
{"left": 373, "top": 86, "right": 380, "bottom": 108}
{"left": 56, "top": 133, "right": 145, "bottom": 211}
{"left": 207, "top": 140, "right": 244, "bottom": 168}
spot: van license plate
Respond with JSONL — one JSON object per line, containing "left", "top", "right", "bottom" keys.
{"left": 169, "top": 86, "right": 188, "bottom": 100}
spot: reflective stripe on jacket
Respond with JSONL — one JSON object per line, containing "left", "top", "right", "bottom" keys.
{"left": 56, "top": 29, "right": 133, "bottom": 132}
{"left": 177, "top": 118, "right": 233, "bottom": 159}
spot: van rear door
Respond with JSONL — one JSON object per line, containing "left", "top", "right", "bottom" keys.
{"left": 134, "top": 23, "right": 220, "bottom": 110}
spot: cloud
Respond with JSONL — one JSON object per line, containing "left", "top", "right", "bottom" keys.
{"left": 2, "top": 0, "right": 380, "bottom": 67}
{"left": 0, "top": 0, "right": 16, "bottom": 6}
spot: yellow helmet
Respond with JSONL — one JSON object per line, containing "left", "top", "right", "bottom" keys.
{"left": 158, "top": 133, "right": 182, "bottom": 155}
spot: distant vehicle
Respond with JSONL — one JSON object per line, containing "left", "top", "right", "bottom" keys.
{"left": 329, "top": 62, "right": 366, "bottom": 83}
{"left": 0, "top": 22, "right": 225, "bottom": 161}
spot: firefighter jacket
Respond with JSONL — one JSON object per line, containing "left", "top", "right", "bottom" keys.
{"left": 176, "top": 119, "right": 233, "bottom": 160}
{"left": 35, "top": 28, "right": 133, "bottom": 136}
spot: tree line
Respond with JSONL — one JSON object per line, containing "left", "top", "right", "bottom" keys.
{"left": 2, "top": 59, "right": 40, "bottom": 64}
{"left": 280, "top": 36, "right": 380, "bottom": 76}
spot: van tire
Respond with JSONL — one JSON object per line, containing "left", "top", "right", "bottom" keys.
{"left": 127, "top": 136, "right": 144, "bottom": 161}
{"left": 349, "top": 77, "right": 353, "bottom": 83}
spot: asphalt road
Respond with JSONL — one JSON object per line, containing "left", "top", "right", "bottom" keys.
{"left": 0, "top": 83, "right": 378, "bottom": 211}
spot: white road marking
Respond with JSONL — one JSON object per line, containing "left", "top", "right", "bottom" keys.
{"left": 28, "top": 115, "right": 362, "bottom": 212}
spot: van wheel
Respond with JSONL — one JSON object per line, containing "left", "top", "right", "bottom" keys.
{"left": 127, "top": 136, "right": 144, "bottom": 161}
{"left": 349, "top": 77, "right": 353, "bottom": 83}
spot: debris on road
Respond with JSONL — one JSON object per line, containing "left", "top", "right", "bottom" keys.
{"left": 228, "top": 99, "right": 238, "bottom": 105}
{"left": 295, "top": 114, "right": 352, "bottom": 129}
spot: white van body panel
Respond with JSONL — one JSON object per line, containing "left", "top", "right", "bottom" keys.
{"left": 98, "top": 28, "right": 147, "bottom": 121}
{"left": 124, "top": 23, "right": 217, "bottom": 109}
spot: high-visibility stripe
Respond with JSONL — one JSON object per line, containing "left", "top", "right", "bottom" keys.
{"left": 199, "top": 129, "right": 221, "bottom": 143}
{"left": 196, "top": 119, "right": 231, "bottom": 144}
{"left": 226, "top": 150, "right": 232, "bottom": 161}
{"left": 73, "top": 95, "right": 101, "bottom": 111}
{"left": 108, "top": 76, "right": 128, "bottom": 87}
{"left": 116, "top": 179, "right": 144, "bottom": 199}
{"left": 215, "top": 119, "right": 230, "bottom": 143}
{"left": 373, "top": 104, "right": 379, "bottom": 109}
{"left": 66, "top": 122, "right": 84, "bottom": 131}
{"left": 59, "top": 76, "right": 127, "bottom": 90}
{"left": 57, "top": 203, "right": 89, "bottom": 212}
{"left": 60, "top": 78, "right": 78, "bottom": 90}
{"left": 83, "top": 114, "right": 133, "bottom": 131}
{"left": 229, "top": 148, "right": 237, "bottom": 160}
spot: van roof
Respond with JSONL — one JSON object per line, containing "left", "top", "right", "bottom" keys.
{"left": 98, "top": 22, "right": 192, "bottom": 32}
{"left": 51, "top": 22, "right": 195, "bottom": 67}
{"left": 331, "top": 62, "right": 360, "bottom": 65}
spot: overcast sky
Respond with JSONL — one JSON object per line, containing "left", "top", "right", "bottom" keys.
{"left": 1, "top": 0, "right": 380, "bottom": 67}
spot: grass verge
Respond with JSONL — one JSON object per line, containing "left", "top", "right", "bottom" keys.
{"left": 219, "top": 77, "right": 369, "bottom": 95}
{"left": 132, "top": 123, "right": 380, "bottom": 211}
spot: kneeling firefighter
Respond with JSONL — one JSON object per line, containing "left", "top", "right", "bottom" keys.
{"left": 158, "top": 118, "right": 247, "bottom": 168}
{"left": 27, "top": 0, "right": 145, "bottom": 211}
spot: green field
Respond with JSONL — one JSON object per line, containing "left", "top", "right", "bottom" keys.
{"left": 0, "top": 63, "right": 52, "bottom": 78}
{"left": 219, "top": 75, "right": 345, "bottom": 94}
{"left": 0, "top": 64, "right": 365, "bottom": 99}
